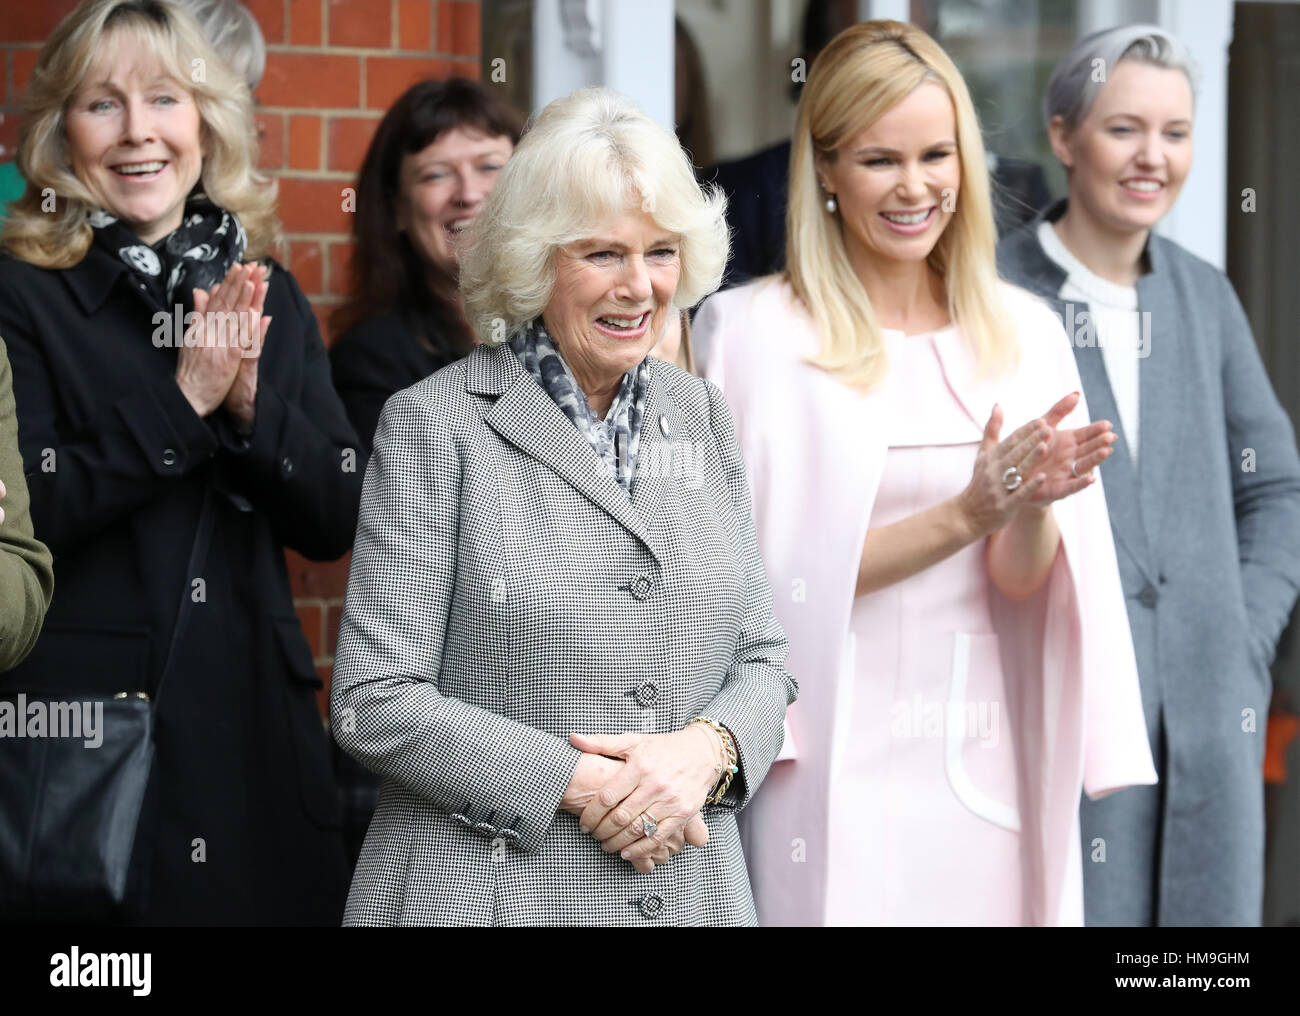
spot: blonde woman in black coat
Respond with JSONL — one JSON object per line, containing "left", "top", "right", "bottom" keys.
{"left": 0, "top": 0, "right": 361, "bottom": 924}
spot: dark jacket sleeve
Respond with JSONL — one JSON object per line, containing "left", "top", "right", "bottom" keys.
{"left": 1220, "top": 275, "right": 1300, "bottom": 668}
{"left": 0, "top": 334, "right": 53, "bottom": 670}
{"left": 0, "top": 262, "right": 219, "bottom": 558}
{"left": 212, "top": 263, "right": 365, "bottom": 561}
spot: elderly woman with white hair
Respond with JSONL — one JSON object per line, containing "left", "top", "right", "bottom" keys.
{"left": 330, "top": 87, "right": 796, "bottom": 926}
{"left": 998, "top": 25, "right": 1300, "bottom": 927}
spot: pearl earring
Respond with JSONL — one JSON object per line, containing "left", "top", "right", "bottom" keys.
{"left": 825, "top": 194, "right": 838, "bottom": 214}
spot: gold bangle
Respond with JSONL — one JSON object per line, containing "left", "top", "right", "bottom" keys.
{"left": 688, "top": 716, "right": 738, "bottom": 805}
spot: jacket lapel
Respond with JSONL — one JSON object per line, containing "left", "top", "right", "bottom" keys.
{"left": 1133, "top": 240, "right": 1185, "bottom": 565}
{"left": 629, "top": 362, "right": 684, "bottom": 539}
{"left": 471, "top": 344, "right": 660, "bottom": 561}
{"left": 997, "top": 203, "right": 1157, "bottom": 582}
{"left": 930, "top": 327, "right": 997, "bottom": 435}
{"left": 1070, "top": 330, "right": 1154, "bottom": 577}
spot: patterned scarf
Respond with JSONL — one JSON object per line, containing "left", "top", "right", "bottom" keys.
{"left": 89, "top": 191, "right": 246, "bottom": 315}
{"left": 511, "top": 318, "right": 649, "bottom": 495}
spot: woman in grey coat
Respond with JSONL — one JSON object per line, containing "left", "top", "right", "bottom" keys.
{"left": 998, "top": 25, "right": 1300, "bottom": 926}
{"left": 330, "top": 87, "right": 796, "bottom": 926}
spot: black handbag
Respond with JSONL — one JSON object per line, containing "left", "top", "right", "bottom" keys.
{"left": 0, "top": 489, "right": 216, "bottom": 921}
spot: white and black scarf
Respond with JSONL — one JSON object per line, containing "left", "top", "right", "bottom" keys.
{"left": 511, "top": 318, "right": 648, "bottom": 495}
{"left": 89, "top": 191, "right": 246, "bottom": 315}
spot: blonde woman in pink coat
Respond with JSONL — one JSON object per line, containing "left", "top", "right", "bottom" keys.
{"left": 694, "top": 21, "right": 1157, "bottom": 926}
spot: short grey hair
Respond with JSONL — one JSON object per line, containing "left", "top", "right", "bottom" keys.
{"left": 459, "top": 87, "right": 729, "bottom": 345}
{"left": 172, "top": 0, "right": 267, "bottom": 91}
{"left": 1044, "top": 24, "right": 1195, "bottom": 132}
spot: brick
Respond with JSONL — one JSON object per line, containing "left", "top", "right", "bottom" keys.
{"left": 437, "top": 1, "right": 479, "bottom": 56}
{"left": 289, "top": 114, "right": 322, "bottom": 170}
{"left": 279, "top": 178, "right": 355, "bottom": 233}
{"left": 289, "top": 0, "right": 323, "bottom": 46}
{"left": 255, "top": 112, "right": 284, "bottom": 170}
{"left": 0, "top": 3, "right": 78, "bottom": 43}
{"left": 328, "top": 241, "right": 355, "bottom": 297}
{"left": 449, "top": 1, "right": 481, "bottom": 57}
{"left": 365, "top": 55, "right": 458, "bottom": 110}
{"left": 324, "top": 602, "right": 343, "bottom": 658}
{"left": 328, "top": 115, "right": 380, "bottom": 173}
{"left": 399, "top": 0, "right": 433, "bottom": 51}
{"left": 244, "top": 0, "right": 286, "bottom": 44}
{"left": 0, "top": 114, "right": 21, "bottom": 163}
{"left": 294, "top": 602, "right": 324, "bottom": 659}
{"left": 287, "top": 549, "right": 352, "bottom": 598}
{"left": 329, "top": 0, "right": 393, "bottom": 49}
{"left": 288, "top": 241, "right": 324, "bottom": 296}
{"left": 259, "top": 53, "right": 361, "bottom": 109}
{"left": 10, "top": 49, "right": 39, "bottom": 105}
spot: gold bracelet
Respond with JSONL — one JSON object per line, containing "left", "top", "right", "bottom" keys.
{"left": 688, "top": 716, "right": 738, "bottom": 805}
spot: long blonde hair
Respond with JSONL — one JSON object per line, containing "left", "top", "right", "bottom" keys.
{"left": 3, "top": 0, "right": 279, "bottom": 268}
{"left": 786, "top": 20, "right": 1013, "bottom": 391}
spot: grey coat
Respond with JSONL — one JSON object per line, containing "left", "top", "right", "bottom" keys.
{"left": 998, "top": 200, "right": 1300, "bottom": 925}
{"left": 330, "top": 342, "right": 796, "bottom": 926}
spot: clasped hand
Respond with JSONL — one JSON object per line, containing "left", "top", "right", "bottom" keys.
{"left": 559, "top": 726, "right": 721, "bottom": 875}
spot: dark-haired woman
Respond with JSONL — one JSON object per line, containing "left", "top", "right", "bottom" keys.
{"left": 328, "top": 78, "right": 521, "bottom": 864}
{"left": 329, "top": 78, "right": 522, "bottom": 455}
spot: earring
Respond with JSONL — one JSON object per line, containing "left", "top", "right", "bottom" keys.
{"left": 825, "top": 194, "right": 838, "bottom": 214}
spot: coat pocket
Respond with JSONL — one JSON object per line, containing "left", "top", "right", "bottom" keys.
{"left": 273, "top": 617, "right": 341, "bottom": 828}
{"left": 944, "top": 632, "right": 1020, "bottom": 833}
{"left": 2, "top": 624, "right": 152, "bottom": 697}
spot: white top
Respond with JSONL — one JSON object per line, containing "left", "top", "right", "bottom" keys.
{"left": 1037, "top": 221, "right": 1143, "bottom": 462}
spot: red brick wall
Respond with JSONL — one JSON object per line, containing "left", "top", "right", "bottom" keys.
{"left": 1, "top": 1, "right": 482, "bottom": 712}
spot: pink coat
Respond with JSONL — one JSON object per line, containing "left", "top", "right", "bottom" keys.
{"left": 695, "top": 278, "right": 1158, "bottom": 926}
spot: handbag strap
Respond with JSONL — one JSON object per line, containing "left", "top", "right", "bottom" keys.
{"left": 151, "top": 485, "right": 217, "bottom": 715}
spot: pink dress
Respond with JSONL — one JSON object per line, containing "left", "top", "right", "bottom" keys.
{"left": 824, "top": 329, "right": 1023, "bottom": 925}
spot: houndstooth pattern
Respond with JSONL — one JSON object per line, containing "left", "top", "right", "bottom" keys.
{"left": 331, "top": 342, "right": 796, "bottom": 926}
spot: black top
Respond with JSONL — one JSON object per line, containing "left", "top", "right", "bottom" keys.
{"left": 329, "top": 311, "right": 465, "bottom": 455}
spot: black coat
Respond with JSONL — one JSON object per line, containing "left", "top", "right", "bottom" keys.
{"left": 0, "top": 244, "right": 364, "bottom": 925}
{"left": 328, "top": 311, "right": 464, "bottom": 455}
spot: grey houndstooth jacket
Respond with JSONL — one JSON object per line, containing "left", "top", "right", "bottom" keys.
{"left": 330, "top": 341, "right": 796, "bottom": 926}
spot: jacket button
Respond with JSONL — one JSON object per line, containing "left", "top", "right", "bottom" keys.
{"left": 630, "top": 575, "right": 652, "bottom": 601}
{"left": 636, "top": 894, "right": 664, "bottom": 919}
{"left": 280, "top": 456, "right": 295, "bottom": 477}
{"left": 161, "top": 448, "right": 177, "bottom": 467}
{"left": 450, "top": 812, "right": 472, "bottom": 827}
{"left": 659, "top": 415, "right": 671, "bottom": 438}
{"left": 633, "top": 681, "right": 658, "bottom": 708}
{"left": 473, "top": 821, "right": 497, "bottom": 838}
{"left": 1138, "top": 584, "right": 1159, "bottom": 608}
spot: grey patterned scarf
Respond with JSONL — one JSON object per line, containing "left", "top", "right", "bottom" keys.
{"left": 511, "top": 318, "right": 648, "bottom": 494}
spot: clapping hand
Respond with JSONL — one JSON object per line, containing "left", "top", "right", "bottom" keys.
{"left": 176, "top": 262, "right": 272, "bottom": 433}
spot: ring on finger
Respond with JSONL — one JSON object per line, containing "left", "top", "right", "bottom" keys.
{"left": 1001, "top": 466, "right": 1022, "bottom": 491}
{"left": 640, "top": 812, "right": 659, "bottom": 838}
